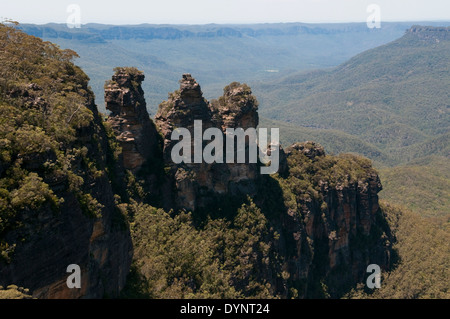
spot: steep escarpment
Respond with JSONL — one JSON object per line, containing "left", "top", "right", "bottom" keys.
{"left": 406, "top": 25, "right": 450, "bottom": 42}
{"left": 117, "top": 137, "right": 391, "bottom": 299}
{"left": 0, "top": 23, "right": 132, "bottom": 298}
{"left": 258, "top": 142, "right": 390, "bottom": 297}
{"left": 104, "top": 67, "right": 165, "bottom": 206}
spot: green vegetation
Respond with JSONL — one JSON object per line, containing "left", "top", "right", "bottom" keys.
{"left": 15, "top": 22, "right": 448, "bottom": 227}
{"left": 256, "top": 30, "right": 450, "bottom": 160}
{"left": 113, "top": 66, "right": 143, "bottom": 76}
{"left": 260, "top": 119, "right": 449, "bottom": 226}
{"left": 1, "top": 22, "right": 448, "bottom": 299}
{"left": 280, "top": 143, "right": 376, "bottom": 194}
{"left": 0, "top": 23, "right": 110, "bottom": 261}
{"left": 120, "top": 198, "right": 279, "bottom": 299}
{"left": 272, "top": 144, "right": 389, "bottom": 298}
{"left": 260, "top": 48, "right": 450, "bottom": 297}
{"left": 260, "top": 118, "right": 391, "bottom": 165}
{"left": 121, "top": 143, "right": 389, "bottom": 299}
{"left": 346, "top": 201, "right": 449, "bottom": 299}
{"left": 258, "top": 29, "right": 450, "bottom": 227}
{"left": 379, "top": 156, "right": 450, "bottom": 224}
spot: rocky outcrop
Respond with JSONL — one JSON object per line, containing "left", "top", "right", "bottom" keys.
{"left": 155, "top": 73, "right": 214, "bottom": 163}
{"left": 211, "top": 81, "right": 259, "bottom": 130}
{"left": 1, "top": 177, "right": 132, "bottom": 299}
{"left": 0, "top": 25, "right": 133, "bottom": 298}
{"left": 103, "top": 71, "right": 391, "bottom": 298}
{"left": 105, "top": 68, "right": 159, "bottom": 172}
{"left": 285, "top": 141, "right": 326, "bottom": 160}
{"left": 155, "top": 75, "right": 260, "bottom": 211}
{"left": 261, "top": 142, "right": 390, "bottom": 298}
{"left": 1, "top": 70, "right": 391, "bottom": 299}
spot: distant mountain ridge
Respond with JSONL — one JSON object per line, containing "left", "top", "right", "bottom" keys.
{"left": 17, "top": 21, "right": 433, "bottom": 112}
{"left": 256, "top": 25, "right": 449, "bottom": 223}
{"left": 407, "top": 25, "right": 450, "bottom": 41}
{"left": 257, "top": 25, "right": 450, "bottom": 165}
{"left": 18, "top": 22, "right": 416, "bottom": 42}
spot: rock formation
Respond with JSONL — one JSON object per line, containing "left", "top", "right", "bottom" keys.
{"left": 105, "top": 67, "right": 158, "bottom": 172}
{"left": 211, "top": 81, "right": 259, "bottom": 131}
{"left": 154, "top": 75, "right": 261, "bottom": 211}
{"left": 270, "top": 142, "right": 389, "bottom": 297}
{"left": 0, "top": 69, "right": 392, "bottom": 299}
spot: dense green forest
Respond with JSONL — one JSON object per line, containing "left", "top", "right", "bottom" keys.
{"left": 0, "top": 22, "right": 107, "bottom": 263}
{"left": 256, "top": 28, "right": 450, "bottom": 155}
{"left": 379, "top": 156, "right": 450, "bottom": 224}
{"left": 260, "top": 119, "right": 449, "bottom": 228}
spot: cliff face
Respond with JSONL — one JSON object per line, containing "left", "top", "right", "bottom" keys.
{"left": 0, "top": 24, "right": 132, "bottom": 298}
{"left": 265, "top": 142, "right": 390, "bottom": 297}
{"left": 407, "top": 25, "right": 450, "bottom": 42}
{"left": 0, "top": 95, "right": 133, "bottom": 299}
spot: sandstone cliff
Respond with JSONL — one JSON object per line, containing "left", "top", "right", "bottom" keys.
{"left": 407, "top": 25, "right": 450, "bottom": 42}
{"left": 258, "top": 142, "right": 390, "bottom": 297}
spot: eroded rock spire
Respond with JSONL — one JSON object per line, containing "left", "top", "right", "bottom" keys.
{"left": 105, "top": 67, "right": 158, "bottom": 172}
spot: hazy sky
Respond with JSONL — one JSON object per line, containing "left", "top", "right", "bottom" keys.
{"left": 2, "top": 0, "right": 450, "bottom": 25}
